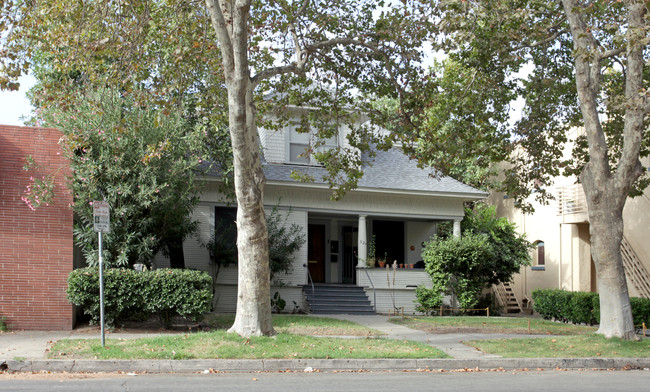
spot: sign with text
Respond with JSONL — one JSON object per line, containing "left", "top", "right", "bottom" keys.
{"left": 93, "top": 201, "right": 110, "bottom": 233}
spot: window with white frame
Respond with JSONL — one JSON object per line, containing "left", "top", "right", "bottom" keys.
{"left": 287, "top": 124, "right": 338, "bottom": 165}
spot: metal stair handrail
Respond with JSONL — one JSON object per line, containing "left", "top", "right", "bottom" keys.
{"left": 360, "top": 267, "right": 377, "bottom": 313}
{"left": 304, "top": 263, "right": 315, "bottom": 312}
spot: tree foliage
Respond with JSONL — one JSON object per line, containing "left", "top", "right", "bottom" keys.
{"left": 40, "top": 88, "right": 207, "bottom": 268}
{"left": 421, "top": 204, "right": 532, "bottom": 310}
{"left": 402, "top": 0, "right": 648, "bottom": 339}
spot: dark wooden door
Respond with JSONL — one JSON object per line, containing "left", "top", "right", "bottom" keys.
{"left": 308, "top": 224, "right": 326, "bottom": 283}
{"left": 342, "top": 226, "right": 357, "bottom": 284}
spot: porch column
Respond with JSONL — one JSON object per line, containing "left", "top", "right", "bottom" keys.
{"left": 453, "top": 219, "right": 461, "bottom": 238}
{"left": 357, "top": 215, "right": 368, "bottom": 268}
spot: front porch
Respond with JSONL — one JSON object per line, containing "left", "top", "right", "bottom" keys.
{"left": 305, "top": 212, "right": 461, "bottom": 286}
{"left": 304, "top": 212, "right": 461, "bottom": 314}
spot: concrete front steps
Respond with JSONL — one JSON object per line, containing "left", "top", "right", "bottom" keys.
{"left": 303, "top": 284, "right": 375, "bottom": 315}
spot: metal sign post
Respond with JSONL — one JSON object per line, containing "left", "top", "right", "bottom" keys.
{"left": 93, "top": 201, "right": 110, "bottom": 347}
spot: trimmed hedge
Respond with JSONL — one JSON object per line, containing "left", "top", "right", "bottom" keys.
{"left": 532, "top": 289, "right": 650, "bottom": 327}
{"left": 67, "top": 267, "right": 212, "bottom": 328}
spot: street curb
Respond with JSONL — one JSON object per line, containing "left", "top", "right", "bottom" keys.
{"left": 2, "top": 358, "right": 650, "bottom": 373}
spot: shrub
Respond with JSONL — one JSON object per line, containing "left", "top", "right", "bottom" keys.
{"left": 414, "top": 285, "right": 443, "bottom": 315}
{"left": 422, "top": 232, "right": 495, "bottom": 309}
{"left": 271, "top": 291, "right": 286, "bottom": 313}
{"left": 0, "top": 314, "right": 7, "bottom": 332}
{"left": 569, "top": 291, "right": 599, "bottom": 325}
{"left": 532, "top": 289, "right": 650, "bottom": 327}
{"left": 630, "top": 297, "right": 650, "bottom": 326}
{"left": 67, "top": 267, "right": 212, "bottom": 328}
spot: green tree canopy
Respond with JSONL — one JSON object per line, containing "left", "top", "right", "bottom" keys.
{"left": 40, "top": 88, "right": 208, "bottom": 268}
{"left": 421, "top": 204, "right": 532, "bottom": 310}
{"left": 403, "top": 0, "right": 648, "bottom": 340}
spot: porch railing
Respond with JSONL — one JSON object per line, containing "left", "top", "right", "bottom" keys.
{"left": 304, "top": 263, "right": 315, "bottom": 310}
{"left": 556, "top": 184, "right": 587, "bottom": 215}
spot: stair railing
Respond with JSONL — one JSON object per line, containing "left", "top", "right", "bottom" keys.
{"left": 621, "top": 237, "right": 650, "bottom": 298}
{"left": 492, "top": 282, "right": 508, "bottom": 310}
{"left": 360, "top": 267, "right": 377, "bottom": 313}
{"left": 304, "top": 263, "right": 315, "bottom": 312}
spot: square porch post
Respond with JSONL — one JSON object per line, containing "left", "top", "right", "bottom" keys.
{"left": 453, "top": 219, "right": 461, "bottom": 238}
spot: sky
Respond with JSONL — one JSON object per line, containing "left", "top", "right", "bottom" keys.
{"left": 0, "top": 74, "right": 36, "bottom": 126}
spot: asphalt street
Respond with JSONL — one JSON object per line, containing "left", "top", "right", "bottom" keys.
{"left": 2, "top": 370, "right": 650, "bottom": 392}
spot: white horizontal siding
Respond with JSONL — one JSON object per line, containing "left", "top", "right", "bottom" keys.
{"left": 184, "top": 204, "right": 212, "bottom": 272}
{"left": 260, "top": 125, "right": 286, "bottom": 164}
{"left": 214, "top": 285, "right": 306, "bottom": 314}
{"left": 358, "top": 269, "right": 431, "bottom": 290}
{"left": 269, "top": 209, "right": 308, "bottom": 287}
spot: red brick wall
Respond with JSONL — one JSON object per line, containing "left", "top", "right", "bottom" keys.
{"left": 0, "top": 125, "right": 73, "bottom": 330}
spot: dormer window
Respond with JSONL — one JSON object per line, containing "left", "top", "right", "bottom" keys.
{"left": 287, "top": 124, "right": 338, "bottom": 165}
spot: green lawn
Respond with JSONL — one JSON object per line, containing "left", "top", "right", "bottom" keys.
{"left": 48, "top": 315, "right": 448, "bottom": 360}
{"left": 203, "top": 314, "right": 385, "bottom": 336}
{"left": 467, "top": 334, "right": 650, "bottom": 358}
{"left": 390, "top": 316, "right": 597, "bottom": 335}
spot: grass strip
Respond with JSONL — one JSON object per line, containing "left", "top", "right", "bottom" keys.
{"left": 203, "top": 314, "right": 384, "bottom": 336}
{"left": 48, "top": 331, "right": 448, "bottom": 360}
{"left": 467, "top": 334, "right": 650, "bottom": 358}
{"left": 390, "top": 316, "right": 597, "bottom": 335}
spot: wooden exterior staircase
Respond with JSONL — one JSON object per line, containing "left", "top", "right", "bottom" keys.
{"left": 621, "top": 237, "right": 650, "bottom": 299}
{"left": 493, "top": 281, "right": 524, "bottom": 313}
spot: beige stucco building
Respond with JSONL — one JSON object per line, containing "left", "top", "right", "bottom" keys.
{"left": 489, "top": 129, "right": 650, "bottom": 312}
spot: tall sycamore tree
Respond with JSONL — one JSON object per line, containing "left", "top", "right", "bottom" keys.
{"left": 404, "top": 1, "right": 648, "bottom": 339}
{"left": 203, "top": 0, "right": 431, "bottom": 337}
{"left": 2, "top": 0, "right": 433, "bottom": 337}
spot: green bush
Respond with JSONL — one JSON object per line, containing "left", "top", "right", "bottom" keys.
{"left": 0, "top": 314, "right": 7, "bottom": 331}
{"left": 67, "top": 267, "right": 212, "bottom": 328}
{"left": 630, "top": 297, "right": 650, "bottom": 326}
{"left": 414, "top": 285, "right": 443, "bottom": 315}
{"left": 569, "top": 291, "right": 599, "bottom": 325}
{"left": 532, "top": 289, "right": 650, "bottom": 327}
{"left": 532, "top": 289, "right": 573, "bottom": 322}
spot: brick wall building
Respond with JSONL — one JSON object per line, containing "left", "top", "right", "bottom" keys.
{"left": 0, "top": 125, "right": 73, "bottom": 330}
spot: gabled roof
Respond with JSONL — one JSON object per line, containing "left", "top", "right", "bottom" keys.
{"left": 263, "top": 147, "right": 488, "bottom": 198}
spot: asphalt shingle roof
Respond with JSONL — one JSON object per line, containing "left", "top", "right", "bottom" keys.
{"left": 263, "top": 148, "right": 487, "bottom": 197}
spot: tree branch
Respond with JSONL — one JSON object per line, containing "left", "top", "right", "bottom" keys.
{"left": 615, "top": 1, "right": 647, "bottom": 191}
{"left": 251, "top": 63, "right": 305, "bottom": 88}
{"left": 252, "top": 36, "right": 406, "bottom": 97}
{"left": 511, "top": 28, "right": 568, "bottom": 51}
{"left": 562, "top": 0, "right": 610, "bottom": 184}
{"left": 205, "top": 0, "right": 234, "bottom": 75}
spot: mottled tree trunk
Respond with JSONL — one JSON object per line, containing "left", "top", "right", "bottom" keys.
{"left": 225, "top": 84, "right": 275, "bottom": 337}
{"left": 563, "top": 0, "right": 646, "bottom": 339}
{"left": 582, "top": 180, "right": 635, "bottom": 339}
{"left": 206, "top": 0, "right": 274, "bottom": 337}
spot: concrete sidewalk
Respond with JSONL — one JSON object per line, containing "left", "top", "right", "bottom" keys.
{"left": 326, "top": 314, "right": 544, "bottom": 359}
{"left": 0, "top": 328, "right": 180, "bottom": 360}
{"left": 1, "top": 315, "right": 650, "bottom": 373}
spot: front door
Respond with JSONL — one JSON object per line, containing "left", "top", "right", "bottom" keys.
{"left": 342, "top": 226, "right": 357, "bottom": 284}
{"left": 308, "top": 224, "right": 326, "bottom": 283}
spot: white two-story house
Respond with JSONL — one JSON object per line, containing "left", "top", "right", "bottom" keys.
{"left": 155, "top": 110, "right": 487, "bottom": 314}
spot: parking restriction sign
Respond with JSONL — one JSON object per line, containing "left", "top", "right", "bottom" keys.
{"left": 93, "top": 201, "right": 110, "bottom": 233}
